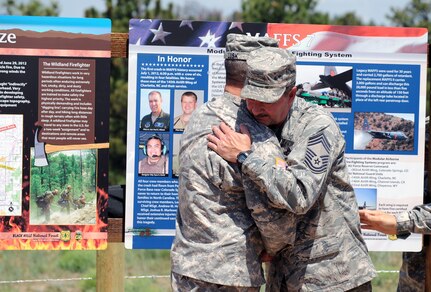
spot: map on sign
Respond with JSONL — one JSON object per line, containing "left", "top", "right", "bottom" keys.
{"left": 0, "top": 115, "right": 23, "bottom": 216}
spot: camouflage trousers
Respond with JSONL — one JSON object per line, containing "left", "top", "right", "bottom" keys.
{"left": 171, "top": 272, "right": 261, "bottom": 292}
{"left": 397, "top": 249, "right": 426, "bottom": 292}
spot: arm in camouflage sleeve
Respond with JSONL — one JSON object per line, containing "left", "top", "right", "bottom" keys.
{"left": 401, "top": 153, "right": 430, "bottom": 235}
{"left": 242, "top": 143, "right": 297, "bottom": 255}
{"left": 241, "top": 115, "right": 346, "bottom": 215}
{"left": 396, "top": 203, "right": 431, "bottom": 235}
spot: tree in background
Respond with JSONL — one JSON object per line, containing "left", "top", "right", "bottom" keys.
{"left": 2, "top": 0, "right": 59, "bottom": 16}
{"left": 240, "top": 0, "right": 381, "bottom": 25}
{"left": 85, "top": 0, "right": 174, "bottom": 32}
{"left": 330, "top": 12, "right": 366, "bottom": 26}
{"left": 387, "top": 0, "right": 431, "bottom": 31}
{"left": 386, "top": 0, "right": 431, "bottom": 115}
{"left": 174, "top": 0, "right": 223, "bottom": 21}
{"left": 241, "top": 0, "right": 330, "bottom": 24}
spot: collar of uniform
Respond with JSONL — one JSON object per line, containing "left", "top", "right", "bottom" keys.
{"left": 224, "top": 91, "right": 242, "bottom": 106}
{"left": 159, "top": 110, "right": 168, "bottom": 118}
{"left": 278, "top": 97, "right": 297, "bottom": 142}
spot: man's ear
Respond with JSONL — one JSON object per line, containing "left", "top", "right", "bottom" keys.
{"left": 288, "top": 86, "right": 297, "bottom": 101}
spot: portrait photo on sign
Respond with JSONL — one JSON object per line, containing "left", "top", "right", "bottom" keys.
{"left": 296, "top": 64, "right": 352, "bottom": 112}
{"left": 139, "top": 89, "right": 171, "bottom": 132}
{"left": 29, "top": 149, "right": 97, "bottom": 225}
{"left": 353, "top": 112, "right": 414, "bottom": 151}
{"left": 138, "top": 132, "right": 169, "bottom": 177}
{"left": 173, "top": 90, "right": 203, "bottom": 131}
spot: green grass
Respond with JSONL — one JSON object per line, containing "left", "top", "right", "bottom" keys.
{"left": 370, "top": 251, "right": 402, "bottom": 291}
{"left": 0, "top": 249, "right": 402, "bottom": 291}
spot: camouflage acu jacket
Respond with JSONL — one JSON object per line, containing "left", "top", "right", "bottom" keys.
{"left": 396, "top": 203, "right": 431, "bottom": 235}
{"left": 170, "top": 92, "right": 294, "bottom": 287}
{"left": 240, "top": 98, "right": 376, "bottom": 291}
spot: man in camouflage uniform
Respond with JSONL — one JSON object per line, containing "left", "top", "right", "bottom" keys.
{"left": 208, "top": 47, "right": 376, "bottom": 291}
{"left": 170, "top": 34, "right": 291, "bottom": 291}
{"left": 360, "top": 116, "right": 430, "bottom": 292}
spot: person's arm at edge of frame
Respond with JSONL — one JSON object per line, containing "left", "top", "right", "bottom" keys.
{"left": 359, "top": 203, "right": 431, "bottom": 238}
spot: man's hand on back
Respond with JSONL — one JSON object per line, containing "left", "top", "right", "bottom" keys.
{"left": 207, "top": 122, "right": 252, "bottom": 163}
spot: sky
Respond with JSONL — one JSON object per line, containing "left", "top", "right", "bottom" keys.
{"left": 354, "top": 188, "right": 377, "bottom": 208}
{"left": 42, "top": 0, "right": 411, "bottom": 26}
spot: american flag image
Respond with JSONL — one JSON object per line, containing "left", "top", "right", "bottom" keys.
{"left": 129, "top": 19, "right": 268, "bottom": 48}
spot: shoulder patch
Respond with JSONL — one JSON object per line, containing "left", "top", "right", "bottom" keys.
{"left": 304, "top": 131, "right": 331, "bottom": 174}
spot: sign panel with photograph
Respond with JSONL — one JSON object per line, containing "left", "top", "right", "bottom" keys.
{"left": 0, "top": 16, "right": 111, "bottom": 250}
{"left": 126, "top": 19, "right": 427, "bottom": 251}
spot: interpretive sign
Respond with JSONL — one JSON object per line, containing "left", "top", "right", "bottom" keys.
{"left": 0, "top": 16, "right": 111, "bottom": 250}
{"left": 125, "top": 20, "right": 427, "bottom": 251}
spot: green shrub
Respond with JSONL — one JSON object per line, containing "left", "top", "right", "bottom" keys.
{"left": 58, "top": 251, "right": 96, "bottom": 273}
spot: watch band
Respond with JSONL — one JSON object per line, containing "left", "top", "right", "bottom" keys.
{"left": 236, "top": 150, "right": 252, "bottom": 171}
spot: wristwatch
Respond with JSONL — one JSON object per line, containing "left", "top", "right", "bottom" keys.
{"left": 236, "top": 150, "right": 252, "bottom": 170}
{"left": 388, "top": 213, "right": 412, "bottom": 240}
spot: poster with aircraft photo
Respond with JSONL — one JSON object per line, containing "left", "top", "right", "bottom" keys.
{"left": 125, "top": 19, "right": 427, "bottom": 251}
